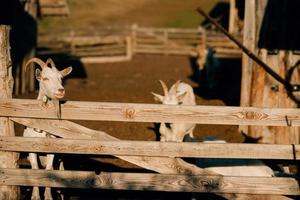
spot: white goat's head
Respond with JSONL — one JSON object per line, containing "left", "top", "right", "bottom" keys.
{"left": 25, "top": 57, "right": 72, "bottom": 99}
{"left": 151, "top": 80, "right": 187, "bottom": 105}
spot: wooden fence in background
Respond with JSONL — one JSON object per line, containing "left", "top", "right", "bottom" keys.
{"left": 132, "top": 25, "right": 205, "bottom": 56}
{"left": 0, "top": 98, "right": 299, "bottom": 197}
{"left": 37, "top": 25, "right": 242, "bottom": 63}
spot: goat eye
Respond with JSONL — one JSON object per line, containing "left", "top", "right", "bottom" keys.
{"left": 42, "top": 77, "right": 49, "bottom": 81}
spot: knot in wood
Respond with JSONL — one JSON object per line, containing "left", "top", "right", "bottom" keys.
{"left": 198, "top": 178, "right": 220, "bottom": 192}
{"left": 242, "top": 110, "right": 266, "bottom": 120}
{"left": 123, "top": 107, "right": 136, "bottom": 119}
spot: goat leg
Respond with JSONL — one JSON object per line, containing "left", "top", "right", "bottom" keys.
{"left": 28, "top": 153, "right": 41, "bottom": 200}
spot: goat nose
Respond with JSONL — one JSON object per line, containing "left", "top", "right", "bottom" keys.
{"left": 58, "top": 88, "right": 65, "bottom": 96}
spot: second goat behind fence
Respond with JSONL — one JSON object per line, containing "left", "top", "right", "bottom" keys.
{"left": 152, "top": 80, "right": 196, "bottom": 142}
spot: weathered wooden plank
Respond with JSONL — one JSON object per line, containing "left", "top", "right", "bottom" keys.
{"left": 214, "top": 48, "right": 241, "bottom": 55}
{"left": 0, "top": 168, "right": 298, "bottom": 195}
{"left": 228, "top": 0, "right": 236, "bottom": 33}
{"left": 135, "top": 27, "right": 202, "bottom": 34}
{"left": 80, "top": 55, "right": 131, "bottom": 64}
{"left": 135, "top": 49, "right": 196, "bottom": 56}
{"left": 0, "top": 25, "right": 20, "bottom": 199}
{"left": 68, "top": 36, "right": 124, "bottom": 46}
{"left": 39, "top": 0, "right": 67, "bottom": 7}
{"left": 39, "top": 7, "right": 69, "bottom": 16}
{"left": 214, "top": 53, "right": 241, "bottom": 59}
{"left": 75, "top": 50, "right": 126, "bottom": 57}
{"left": 135, "top": 45, "right": 195, "bottom": 51}
{"left": 75, "top": 44, "right": 126, "bottom": 52}
{"left": 240, "top": 0, "right": 256, "bottom": 109}
{"left": 2, "top": 99, "right": 300, "bottom": 126}
{"left": 136, "top": 38, "right": 200, "bottom": 45}
{"left": 206, "top": 42, "right": 238, "bottom": 48}
{"left": 11, "top": 118, "right": 213, "bottom": 176}
{"left": 1, "top": 136, "right": 299, "bottom": 160}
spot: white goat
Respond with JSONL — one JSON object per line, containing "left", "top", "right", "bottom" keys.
{"left": 152, "top": 80, "right": 196, "bottom": 142}
{"left": 194, "top": 137, "right": 274, "bottom": 177}
{"left": 23, "top": 57, "right": 72, "bottom": 200}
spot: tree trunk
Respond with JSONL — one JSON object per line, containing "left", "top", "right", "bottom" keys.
{"left": 0, "top": 25, "right": 20, "bottom": 199}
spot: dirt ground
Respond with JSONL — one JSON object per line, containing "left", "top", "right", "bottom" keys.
{"left": 53, "top": 53, "right": 242, "bottom": 142}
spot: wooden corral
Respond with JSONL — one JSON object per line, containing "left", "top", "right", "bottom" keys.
{"left": 2, "top": 1, "right": 300, "bottom": 199}
{"left": 1, "top": 42, "right": 299, "bottom": 200}
{"left": 37, "top": 25, "right": 242, "bottom": 63}
{"left": 0, "top": 99, "right": 300, "bottom": 199}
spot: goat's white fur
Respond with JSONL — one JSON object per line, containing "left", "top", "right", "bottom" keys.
{"left": 23, "top": 57, "right": 72, "bottom": 200}
{"left": 196, "top": 138, "right": 274, "bottom": 177}
{"left": 152, "top": 80, "right": 196, "bottom": 142}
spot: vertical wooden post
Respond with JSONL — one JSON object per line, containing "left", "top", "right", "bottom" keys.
{"left": 70, "top": 29, "right": 75, "bottom": 54}
{"left": 131, "top": 24, "right": 138, "bottom": 55}
{"left": 228, "top": 0, "right": 236, "bottom": 33}
{"left": 163, "top": 29, "right": 168, "bottom": 55}
{"left": 21, "top": 0, "right": 38, "bottom": 95}
{"left": 239, "top": 0, "right": 256, "bottom": 135}
{"left": 240, "top": 0, "right": 299, "bottom": 145}
{"left": 0, "top": 25, "right": 20, "bottom": 200}
{"left": 125, "top": 36, "right": 133, "bottom": 60}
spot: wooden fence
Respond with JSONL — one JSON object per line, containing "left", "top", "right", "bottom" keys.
{"left": 132, "top": 25, "right": 205, "bottom": 57}
{"left": 1, "top": 98, "right": 300, "bottom": 197}
{"left": 37, "top": 25, "right": 242, "bottom": 63}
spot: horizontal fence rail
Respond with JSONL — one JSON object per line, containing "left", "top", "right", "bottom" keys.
{"left": 0, "top": 168, "right": 298, "bottom": 195}
{"left": 1, "top": 136, "right": 300, "bottom": 160}
{"left": 1, "top": 99, "right": 300, "bottom": 126}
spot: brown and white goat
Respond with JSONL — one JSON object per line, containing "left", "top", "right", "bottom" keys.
{"left": 23, "top": 57, "right": 72, "bottom": 200}
{"left": 152, "top": 80, "right": 196, "bottom": 142}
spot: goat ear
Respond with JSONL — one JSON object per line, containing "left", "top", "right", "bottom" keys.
{"left": 176, "top": 91, "right": 187, "bottom": 102}
{"left": 60, "top": 66, "right": 72, "bottom": 78}
{"left": 151, "top": 92, "right": 164, "bottom": 102}
{"left": 35, "top": 69, "right": 41, "bottom": 81}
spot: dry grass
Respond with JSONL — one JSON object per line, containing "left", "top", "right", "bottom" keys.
{"left": 39, "top": 0, "right": 226, "bottom": 34}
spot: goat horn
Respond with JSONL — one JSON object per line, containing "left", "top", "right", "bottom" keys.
{"left": 46, "top": 58, "right": 56, "bottom": 69}
{"left": 158, "top": 80, "right": 168, "bottom": 96}
{"left": 24, "top": 57, "right": 46, "bottom": 72}
{"left": 169, "top": 80, "right": 181, "bottom": 95}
